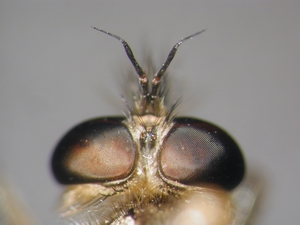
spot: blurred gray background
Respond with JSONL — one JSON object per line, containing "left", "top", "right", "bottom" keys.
{"left": 1, "top": 1, "right": 299, "bottom": 224}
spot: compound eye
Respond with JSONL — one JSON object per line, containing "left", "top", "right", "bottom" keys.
{"left": 51, "top": 117, "right": 136, "bottom": 184}
{"left": 160, "top": 118, "right": 245, "bottom": 190}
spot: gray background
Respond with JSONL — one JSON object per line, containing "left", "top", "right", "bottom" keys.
{"left": 1, "top": 1, "right": 299, "bottom": 224}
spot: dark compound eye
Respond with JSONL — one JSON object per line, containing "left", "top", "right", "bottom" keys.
{"left": 160, "top": 117, "right": 245, "bottom": 190}
{"left": 51, "top": 117, "right": 136, "bottom": 184}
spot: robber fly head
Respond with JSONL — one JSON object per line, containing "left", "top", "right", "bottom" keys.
{"left": 51, "top": 28, "right": 245, "bottom": 225}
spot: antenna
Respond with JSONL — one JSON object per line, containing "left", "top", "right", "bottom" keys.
{"left": 92, "top": 27, "right": 206, "bottom": 113}
{"left": 92, "top": 26, "right": 149, "bottom": 97}
{"left": 151, "top": 29, "right": 206, "bottom": 99}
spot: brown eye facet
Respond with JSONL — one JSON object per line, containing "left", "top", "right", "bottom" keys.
{"left": 160, "top": 117, "right": 245, "bottom": 190}
{"left": 51, "top": 117, "right": 136, "bottom": 184}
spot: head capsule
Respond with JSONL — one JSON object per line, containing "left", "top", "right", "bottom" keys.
{"left": 51, "top": 28, "right": 245, "bottom": 192}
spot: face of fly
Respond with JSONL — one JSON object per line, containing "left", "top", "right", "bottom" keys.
{"left": 51, "top": 28, "right": 247, "bottom": 225}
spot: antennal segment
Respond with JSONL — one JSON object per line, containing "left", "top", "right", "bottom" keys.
{"left": 92, "top": 26, "right": 149, "bottom": 98}
{"left": 151, "top": 29, "right": 206, "bottom": 99}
